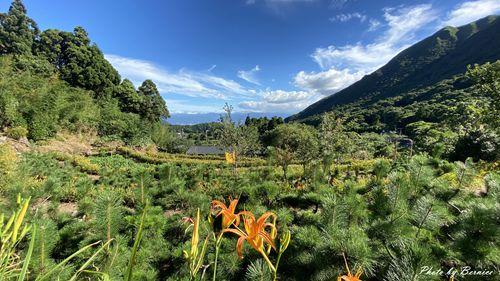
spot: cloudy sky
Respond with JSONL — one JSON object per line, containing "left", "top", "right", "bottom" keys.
{"left": 4, "top": 0, "right": 500, "bottom": 116}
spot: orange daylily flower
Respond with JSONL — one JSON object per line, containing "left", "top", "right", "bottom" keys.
{"left": 212, "top": 198, "right": 240, "bottom": 229}
{"left": 338, "top": 253, "right": 363, "bottom": 281}
{"left": 223, "top": 211, "right": 277, "bottom": 259}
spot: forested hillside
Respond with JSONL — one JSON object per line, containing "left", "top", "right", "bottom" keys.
{"left": 285, "top": 16, "right": 500, "bottom": 162}
{"left": 0, "top": 0, "right": 171, "bottom": 146}
{"left": 288, "top": 15, "right": 500, "bottom": 121}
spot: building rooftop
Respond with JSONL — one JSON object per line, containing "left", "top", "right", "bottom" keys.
{"left": 186, "top": 146, "right": 226, "bottom": 155}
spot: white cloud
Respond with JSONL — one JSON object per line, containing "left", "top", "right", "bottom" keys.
{"left": 330, "top": 12, "right": 367, "bottom": 23}
{"left": 312, "top": 4, "right": 437, "bottom": 72}
{"left": 262, "top": 90, "right": 312, "bottom": 103}
{"left": 239, "top": 97, "right": 319, "bottom": 113}
{"left": 106, "top": 54, "right": 312, "bottom": 114}
{"left": 294, "top": 4, "right": 437, "bottom": 98}
{"left": 239, "top": 89, "right": 320, "bottom": 113}
{"left": 368, "top": 18, "right": 381, "bottom": 31}
{"left": 312, "top": 42, "right": 400, "bottom": 71}
{"left": 208, "top": 64, "right": 217, "bottom": 72}
{"left": 294, "top": 68, "right": 365, "bottom": 96}
{"left": 444, "top": 0, "right": 500, "bottom": 27}
{"left": 382, "top": 5, "right": 437, "bottom": 44}
{"left": 105, "top": 54, "right": 251, "bottom": 100}
{"left": 237, "top": 65, "right": 261, "bottom": 85}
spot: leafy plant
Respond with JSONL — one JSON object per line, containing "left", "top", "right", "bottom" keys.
{"left": 4, "top": 126, "right": 28, "bottom": 140}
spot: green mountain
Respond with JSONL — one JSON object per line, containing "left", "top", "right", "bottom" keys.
{"left": 287, "top": 15, "right": 500, "bottom": 122}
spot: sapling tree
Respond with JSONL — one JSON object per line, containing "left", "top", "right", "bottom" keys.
{"left": 93, "top": 190, "right": 123, "bottom": 251}
{"left": 31, "top": 218, "right": 58, "bottom": 274}
{"left": 318, "top": 112, "right": 352, "bottom": 178}
{"left": 219, "top": 103, "right": 260, "bottom": 174}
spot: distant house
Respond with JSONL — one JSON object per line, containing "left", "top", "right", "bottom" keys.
{"left": 186, "top": 146, "right": 226, "bottom": 155}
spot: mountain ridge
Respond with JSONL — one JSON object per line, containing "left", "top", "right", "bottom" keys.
{"left": 287, "top": 15, "right": 500, "bottom": 122}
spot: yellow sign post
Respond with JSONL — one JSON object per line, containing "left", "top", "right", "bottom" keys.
{"left": 225, "top": 151, "right": 236, "bottom": 164}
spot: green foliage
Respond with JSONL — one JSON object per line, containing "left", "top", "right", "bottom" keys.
{"left": 0, "top": 0, "right": 39, "bottom": 55}
{"left": 0, "top": 1, "right": 173, "bottom": 146}
{"left": 0, "top": 55, "right": 102, "bottom": 141}
{"left": 270, "top": 123, "right": 319, "bottom": 178}
{"left": 97, "top": 98, "right": 150, "bottom": 143}
{"left": 1, "top": 144, "right": 500, "bottom": 280}
{"left": 244, "top": 116, "right": 284, "bottom": 146}
{"left": 318, "top": 112, "right": 353, "bottom": 174}
{"left": 150, "top": 123, "right": 176, "bottom": 151}
{"left": 219, "top": 103, "right": 261, "bottom": 173}
{"left": 35, "top": 26, "right": 120, "bottom": 92}
{"left": 12, "top": 54, "right": 55, "bottom": 77}
{"left": 0, "top": 1, "right": 499, "bottom": 280}
{"left": 0, "top": 196, "right": 31, "bottom": 279}
{"left": 4, "top": 126, "right": 27, "bottom": 140}
{"left": 0, "top": 144, "right": 17, "bottom": 188}
{"left": 138, "top": 79, "right": 170, "bottom": 122}
{"left": 452, "top": 127, "right": 499, "bottom": 161}
{"left": 467, "top": 60, "right": 499, "bottom": 102}
{"left": 245, "top": 259, "right": 272, "bottom": 281}
{"left": 91, "top": 190, "right": 124, "bottom": 246}
{"left": 112, "top": 79, "right": 143, "bottom": 114}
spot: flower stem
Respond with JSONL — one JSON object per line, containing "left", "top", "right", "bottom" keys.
{"left": 259, "top": 250, "right": 276, "bottom": 276}
{"left": 212, "top": 233, "right": 223, "bottom": 281}
{"left": 273, "top": 251, "right": 284, "bottom": 281}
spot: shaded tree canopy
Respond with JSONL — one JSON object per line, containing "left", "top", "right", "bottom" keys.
{"left": 113, "top": 79, "right": 143, "bottom": 114}
{"left": 35, "top": 27, "right": 120, "bottom": 92}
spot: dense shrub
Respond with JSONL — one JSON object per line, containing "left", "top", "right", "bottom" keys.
{"left": 452, "top": 128, "right": 499, "bottom": 161}
{"left": 4, "top": 126, "right": 28, "bottom": 140}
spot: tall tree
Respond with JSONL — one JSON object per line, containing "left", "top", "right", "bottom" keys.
{"left": 138, "top": 79, "right": 169, "bottom": 122}
{"left": 0, "top": 0, "right": 39, "bottom": 55}
{"left": 36, "top": 27, "right": 120, "bottom": 92}
{"left": 113, "top": 79, "right": 143, "bottom": 114}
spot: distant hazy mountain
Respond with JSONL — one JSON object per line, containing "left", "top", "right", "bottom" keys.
{"left": 287, "top": 15, "right": 500, "bottom": 122}
{"left": 168, "top": 112, "right": 287, "bottom": 125}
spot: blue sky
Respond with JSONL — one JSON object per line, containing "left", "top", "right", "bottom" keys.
{"left": 3, "top": 0, "right": 500, "bottom": 116}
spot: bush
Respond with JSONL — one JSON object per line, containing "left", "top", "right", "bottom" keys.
{"left": 452, "top": 128, "right": 499, "bottom": 161}
{"left": 13, "top": 55, "right": 56, "bottom": 78}
{"left": 4, "top": 126, "right": 28, "bottom": 140}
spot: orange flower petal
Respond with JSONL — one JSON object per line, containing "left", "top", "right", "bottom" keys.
{"left": 259, "top": 230, "right": 276, "bottom": 250}
{"left": 236, "top": 236, "right": 246, "bottom": 259}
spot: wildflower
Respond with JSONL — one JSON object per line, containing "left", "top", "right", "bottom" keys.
{"left": 212, "top": 199, "right": 240, "bottom": 229}
{"left": 211, "top": 198, "right": 242, "bottom": 281}
{"left": 224, "top": 211, "right": 276, "bottom": 260}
